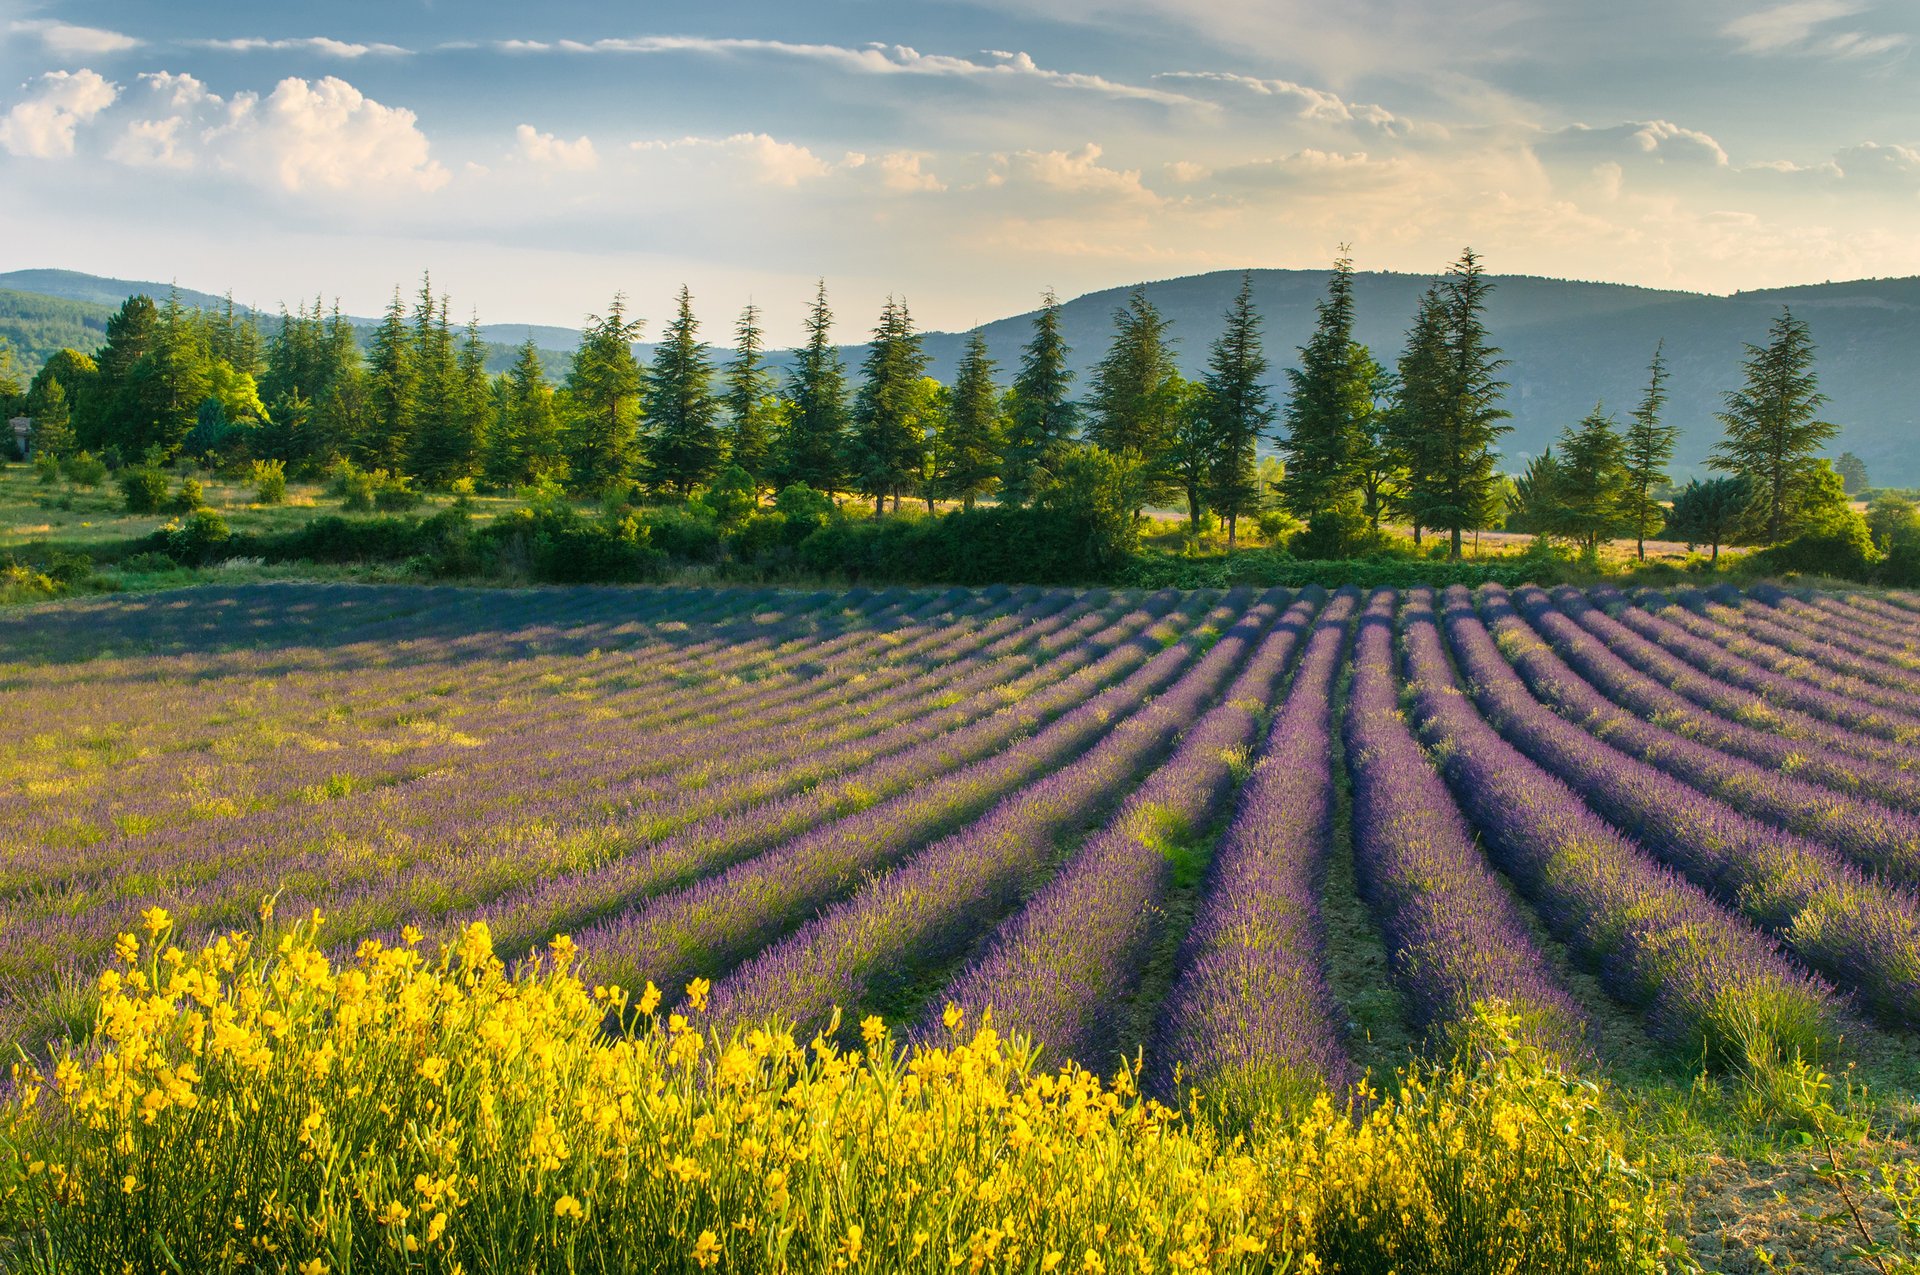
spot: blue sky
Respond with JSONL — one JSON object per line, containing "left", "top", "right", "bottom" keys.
{"left": 2, "top": 0, "right": 1917, "bottom": 341}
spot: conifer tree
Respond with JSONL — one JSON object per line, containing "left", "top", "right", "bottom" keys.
{"left": 1404, "top": 249, "right": 1511, "bottom": 559}
{"left": 1622, "top": 341, "right": 1676, "bottom": 560}
{"left": 1385, "top": 286, "right": 1447, "bottom": 546}
{"left": 563, "top": 295, "right": 645, "bottom": 493}
{"left": 27, "top": 349, "right": 97, "bottom": 447}
{"left": 1549, "top": 406, "right": 1631, "bottom": 553}
{"left": 312, "top": 306, "right": 367, "bottom": 466}
{"left": 1280, "top": 254, "right": 1369, "bottom": 542}
{"left": 124, "top": 288, "right": 213, "bottom": 460}
{"left": 1166, "top": 374, "right": 1216, "bottom": 529}
{"left": 1709, "top": 307, "right": 1837, "bottom": 545}
{"left": 723, "top": 303, "right": 776, "bottom": 489}
{"left": 1203, "top": 272, "right": 1276, "bottom": 549}
{"left": 363, "top": 287, "right": 418, "bottom": 471}
{"left": 410, "top": 291, "right": 468, "bottom": 485}
{"left": 778, "top": 280, "right": 849, "bottom": 496}
{"left": 1001, "top": 291, "right": 1077, "bottom": 506}
{"left": 847, "top": 297, "right": 931, "bottom": 513}
{"left": 643, "top": 286, "right": 723, "bottom": 494}
{"left": 936, "top": 329, "right": 1004, "bottom": 510}
{"left": 490, "top": 339, "right": 564, "bottom": 487}
{"left": 81, "top": 295, "right": 157, "bottom": 453}
{"left": 448, "top": 317, "right": 491, "bottom": 481}
{"left": 32, "top": 376, "right": 74, "bottom": 458}
{"left": 1085, "top": 287, "right": 1179, "bottom": 515}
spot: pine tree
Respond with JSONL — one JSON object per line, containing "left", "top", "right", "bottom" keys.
{"left": 1280, "top": 254, "right": 1371, "bottom": 543}
{"left": 1709, "top": 307, "right": 1837, "bottom": 545}
{"left": 82, "top": 295, "right": 157, "bottom": 453}
{"left": 723, "top": 304, "right": 776, "bottom": 489}
{"left": 1085, "top": 287, "right": 1179, "bottom": 515}
{"left": 1666, "top": 475, "right": 1753, "bottom": 563}
{"left": 1836, "top": 451, "right": 1870, "bottom": 495}
{"left": 1622, "top": 341, "right": 1677, "bottom": 560}
{"left": 1550, "top": 406, "right": 1631, "bottom": 553}
{"left": 125, "top": 288, "right": 213, "bottom": 460}
{"left": 410, "top": 289, "right": 470, "bottom": 485}
{"left": 778, "top": 280, "right": 849, "bottom": 496}
{"left": 1001, "top": 291, "right": 1077, "bottom": 506}
{"left": 936, "top": 329, "right": 1004, "bottom": 510}
{"left": 32, "top": 376, "right": 75, "bottom": 458}
{"left": 644, "top": 286, "right": 723, "bottom": 495}
{"left": 847, "top": 297, "right": 931, "bottom": 513}
{"left": 563, "top": 295, "right": 645, "bottom": 494}
{"left": 448, "top": 317, "right": 491, "bottom": 482}
{"left": 1203, "top": 272, "right": 1275, "bottom": 549}
{"left": 1406, "top": 250, "right": 1512, "bottom": 559}
{"left": 490, "top": 339, "right": 564, "bottom": 487}
{"left": 27, "top": 349, "right": 98, "bottom": 445}
{"left": 1347, "top": 352, "right": 1393, "bottom": 535}
{"left": 1385, "top": 286, "right": 1448, "bottom": 546}
{"left": 1166, "top": 375, "right": 1216, "bottom": 530}
{"left": 311, "top": 305, "right": 366, "bottom": 466}
{"left": 363, "top": 287, "right": 418, "bottom": 472}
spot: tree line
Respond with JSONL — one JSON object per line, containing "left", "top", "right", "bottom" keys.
{"left": 3, "top": 251, "right": 1859, "bottom": 565}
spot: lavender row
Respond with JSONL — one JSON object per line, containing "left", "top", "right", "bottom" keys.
{"left": 1743, "top": 587, "right": 1920, "bottom": 676}
{"left": 1521, "top": 587, "right": 1920, "bottom": 815}
{"left": 1478, "top": 586, "right": 1920, "bottom": 886}
{"left": 700, "top": 592, "right": 1277, "bottom": 1038}
{"left": 1438, "top": 585, "right": 1920, "bottom": 1026}
{"left": 1657, "top": 587, "right": 1920, "bottom": 716}
{"left": 933, "top": 588, "right": 1323, "bottom": 1067}
{"left": 1344, "top": 590, "right": 1587, "bottom": 1054}
{"left": 575, "top": 591, "right": 1247, "bottom": 1004}
{"left": 1397, "top": 589, "right": 1842, "bottom": 1064}
{"left": 1550, "top": 587, "right": 1920, "bottom": 776}
{"left": 1151, "top": 590, "right": 1360, "bottom": 1109}
{"left": 1586, "top": 585, "right": 1920, "bottom": 747}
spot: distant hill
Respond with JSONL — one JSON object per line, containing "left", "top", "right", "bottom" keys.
{"left": 7, "top": 266, "right": 1919, "bottom": 483}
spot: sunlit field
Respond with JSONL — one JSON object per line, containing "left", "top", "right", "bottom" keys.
{"left": 1, "top": 581, "right": 1917, "bottom": 1271}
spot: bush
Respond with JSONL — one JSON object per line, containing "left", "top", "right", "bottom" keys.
{"left": 1746, "top": 515, "right": 1877, "bottom": 581}
{"left": 373, "top": 471, "right": 421, "bottom": 513}
{"left": 691, "top": 465, "right": 759, "bottom": 533}
{"left": 164, "top": 477, "right": 207, "bottom": 515}
{"left": 33, "top": 452, "right": 60, "bottom": 485}
{"left": 118, "top": 551, "right": 180, "bottom": 574}
{"left": 160, "top": 508, "right": 232, "bottom": 566}
{"left": 641, "top": 507, "right": 725, "bottom": 563}
{"left": 62, "top": 451, "right": 107, "bottom": 489}
{"left": 118, "top": 466, "right": 171, "bottom": 514}
{"left": 251, "top": 458, "right": 288, "bottom": 505}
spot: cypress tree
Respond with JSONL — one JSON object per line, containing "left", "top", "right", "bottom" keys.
{"left": 779, "top": 280, "right": 849, "bottom": 496}
{"left": 936, "top": 329, "right": 1004, "bottom": 510}
{"left": 1709, "top": 307, "right": 1837, "bottom": 544}
{"left": 1085, "top": 287, "right": 1179, "bottom": 515}
{"left": 1203, "top": 272, "right": 1275, "bottom": 550}
{"left": 643, "top": 286, "right": 723, "bottom": 494}
{"left": 847, "top": 297, "right": 931, "bottom": 513}
{"left": 1001, "top": 291, "right": 1077, "bottom": 506}
{"left": 1622, "top": 341, "right": 1676, "bottom": 560}
{"left": 563, "top": 295, "right": 645, "bottom": 494}
{"left": 723, "top": 303, "right": 776, "bottom": 490}
{"left": 1386, "top": 286, "right": 1448, "bottom": 546}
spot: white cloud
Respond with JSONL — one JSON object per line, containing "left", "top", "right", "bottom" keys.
{"left": 1724, "top": 1, "right": 1908, "bottom": 58}
{"left": 998, "top": 143, "right": 1156, "bottom": 200}
{"left": 7, "top": 20, "right": 139, "bottom": 57}
{"left": 1153, "top": 70, "right": 1435, "bottom": 137}
{"left": 515, "top": 124, "right": 597, "bottom": 170}
{"left": 869, "top": 151, "right": 946, "bottom": 193}
{"left": 97, "top": 70, "right": 447, "bottom": 194}
{"left": 190, "top": 37, "right": 413, "bottom": 59}
{"left": 0, "top": 69, "right": 117, "bottom": 158}
{"left": 495, "top": 36, "right": 1198, "bottom": 106}
{"left": 632, "top": 132, "right": 837, "bottom": 187}
{"left": 1539, "top": 120, "right": 1731, "bottom": 170}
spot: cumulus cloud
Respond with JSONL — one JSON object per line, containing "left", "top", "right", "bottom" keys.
{"left": 1539, "top": 120, "right": 1731, "bottom": 169}
{"left": 66, "top": 70, "right": 447, "bottom": 193}
{"left": 7, "top": 20, "right": 139, "bottom": 57}
{"left": 189, "top": 37, "right": 413, "bottom": 59}
{"left": 0, "top": 69, "right": 117, "bottom": 157}
{"left": 631, "top": 133, "right": 839, "bottom": 187}
{"left": 1152, "top": 70, "right": 1435, "bottom": 137}
{"left": 1724, "top": 1, "right": 1908, "bottom": 58}
{"left": 997, "top": 143, "right": 1156, "bottom": 200}
{"left": 515, "top": 124, "right": 597, "bottom": 170}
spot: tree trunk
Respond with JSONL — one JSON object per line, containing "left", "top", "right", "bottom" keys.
{"left": 1450, "top": 525, "right": 1463, "bottom": 560}
{"left": 874, "top": 493, "right": 884, "bottom": 516}
{"left": 1710, "top": 539, "right": 1720, "bottom": 565}
{"left": 892, "top": 490, "right": 901, "bottom": 515}
{"left": 1636, "top": 534, "right": 1646, "bottom": 561}
{"left": 1226, "top": 513, "right": 1237, "bottom": 554}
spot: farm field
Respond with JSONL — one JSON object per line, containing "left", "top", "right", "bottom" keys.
{"left": 2, "top": 579, "right": 1919, "bottom": 1271}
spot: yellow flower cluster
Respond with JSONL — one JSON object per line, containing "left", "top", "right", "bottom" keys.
{"left": 0, "top": 909, "right": 1671, "bottom": 1273}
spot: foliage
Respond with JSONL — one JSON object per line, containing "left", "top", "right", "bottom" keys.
{"left": 777, "top": 281, "right": 849, "bottom": 495}
{"left": 562, "top": 296, "right": 646, "bottom": 495}
{"left": 1203, "top": 272, "right": 1276, "bottom": 549}
{"left": 722, "top": 304, "right": 777, "bottom": 488}
{"left": 61, "top": 451, "right": 106, "bottom": 488}
{"left": 158, "top": 507, "right": 233, "bottom": 566}
{"left": 644, "top": 286, "right": 723, "bottom": 495}
{"left": 1622, "top": 342, "right": 1677, "bottom": 559}
{"left": 251, "top": 458, "right": 288, "bottom": 505}
{"left": 1084, "top": 288, "right": 1180, "bottom": 512}
{"left": 845, "top": 299, "right": 932, "bottom": 513}
{"left": 933, "top": 330, "right": 1003, "bottom": 511}
{"left": 1279, "top": 253, "right": 1366, "bottom": 542}
{"left": 690, "top": 465, "right": 759, "bottom": 533}
{"left": 1664, "top": 475, "right": 1754, "bottom": 563}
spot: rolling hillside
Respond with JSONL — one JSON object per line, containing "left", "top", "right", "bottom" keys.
{"left": 7, "top": 267, "right": 1918, "bottom": 483}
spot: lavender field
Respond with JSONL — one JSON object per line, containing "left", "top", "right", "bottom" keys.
{"left": 4, "top": 578, "right": 1919, "bottom": 1088}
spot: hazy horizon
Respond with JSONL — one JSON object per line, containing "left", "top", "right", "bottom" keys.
{"left": 4, "top": 0, "right": 1918, "bottom": 342}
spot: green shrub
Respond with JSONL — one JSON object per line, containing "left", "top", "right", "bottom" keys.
{"left": 373, "top": 471, "right": 421, "bottom": 513}
{"left": 118, "top": 466, "right": 171, "bottom": 514}
{"left": 692, "top": 465, "right": 759, "bottom": 532}
{"left": 251, "top": 459, "right": 288, "bottom": 505}
{"left": 161, "top": 509, "right": 232, "bottom": 566}
{"left": 119, "top": 551, "right": 180, "bottom": 574}
{"left": 164, "top": 477, "right": 206, "bottom": 515}
{"left": 33, "top": 452, "right": 60, "bottom": 485}
{"left": 62, "top": 451, "right": 107, "bottom": 488}
{"left": 1746, "top": 516, "right": 1877, "bottom": 580}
